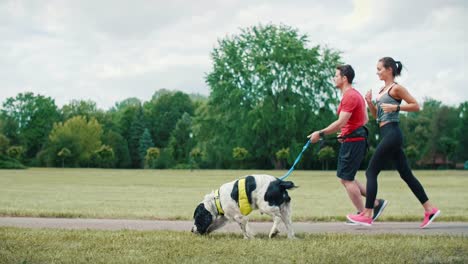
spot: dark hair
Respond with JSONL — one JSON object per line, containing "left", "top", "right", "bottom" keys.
{"left": 379, "top": 57, "right": 403, "bottom": 77}
{"left": 336, "top": 64, "right": 355, "bottom": 84}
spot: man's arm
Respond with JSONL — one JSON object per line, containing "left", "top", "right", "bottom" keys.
{"left": 308, "top": 111, "right": 352, "bottom": 143}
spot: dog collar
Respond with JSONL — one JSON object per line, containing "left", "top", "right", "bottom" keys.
{"left": 214, "top": 189, "right": 224, "bottom": 216}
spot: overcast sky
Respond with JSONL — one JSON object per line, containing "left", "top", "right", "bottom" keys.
{"left": 1, "top": 0, "right": 466, "bottom": 109}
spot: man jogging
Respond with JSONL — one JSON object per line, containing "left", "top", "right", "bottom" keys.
{"left": 308, "top": 64, "right": 387, "bottom": 223}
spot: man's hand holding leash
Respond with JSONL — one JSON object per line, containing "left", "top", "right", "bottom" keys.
{"left": 307, "top": 131, "right": 322, "bottom": 144}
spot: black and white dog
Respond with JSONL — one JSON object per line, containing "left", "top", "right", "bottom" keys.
{"left": 191, "top": 174, "right": 296, "bottom": 239}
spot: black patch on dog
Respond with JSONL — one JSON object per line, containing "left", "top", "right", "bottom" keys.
{"left": 193, "top": 203, "right": 213, "bottom": 234}
{"left": 264, "top": 179, "right": 296, "bottom": 207}
{"left": 231, "top": 175, "right": 257, "bottom": 205}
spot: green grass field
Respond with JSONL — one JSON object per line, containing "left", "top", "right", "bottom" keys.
{"left": 0, "top": 168, "right": 467, "bottom": 221}
{"left": 1, "top": 227, "right": 467, "bottom": 264}
{"left": 1, "top": 168, "right": 467, "bottom": 264}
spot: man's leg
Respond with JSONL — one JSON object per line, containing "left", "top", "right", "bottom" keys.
{"left": 340, "top": 179, "right": 365, "bottom": 212}
{"left": 355, "top": 179, "right": 366, "bottom": 196}
{"left": 354, "top": 179, "right": 380, "bottom": 207}
{"left": 337, "top": 141, "right": 367, "bottom": 212}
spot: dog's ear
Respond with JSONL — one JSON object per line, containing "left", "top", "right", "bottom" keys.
{"left": 193, "top": 203, "right": 213, "bottom": 234}
{"left": 193, "top": 203, "right": 203, "bottom": 218}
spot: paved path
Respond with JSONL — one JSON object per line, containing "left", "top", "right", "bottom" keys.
{"left": 1, "top": 217, "right": 467, "bottom": 236}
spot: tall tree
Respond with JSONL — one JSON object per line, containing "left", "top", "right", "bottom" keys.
{"left": 455, "top": 102, "right": 468, "bottom": 162}
{"left": 138, "top": 128, "right": 154, "bottom": 168}
{"left": 145, "top": 91, "right": 194, "bottom": 148}
{"left": 61, "top": 100, "right": 99, "bottom": 121}
{"left": 128, "top": 107, "right": 146, "bottom": 168}
{"left": 47, "top": 116, "right": 102, "bottom": 167}
{"left": 102, "top": 130, "right": 131, "bottom": 168}
{"left": 198, "top": 24, "right": 341, "bottom": 168}
{"left": 168, "top": 113, "right": 194, "bottom": 164}
{"left": 1, "top": 92, "right": 60, "bottom": 160}
{"left": 0, "top": 134, "right": 10, "bottom": 154}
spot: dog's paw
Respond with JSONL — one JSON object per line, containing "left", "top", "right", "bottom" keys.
{"left": 269, "top": 230, "right": 280, "bottom": 238}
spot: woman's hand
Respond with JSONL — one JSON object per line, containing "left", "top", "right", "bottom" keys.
{"left": 380, "top": 103, "right": 398, "bottom": 113}
{"left": 365, "top": 90, "right": 373, "bottom": 105}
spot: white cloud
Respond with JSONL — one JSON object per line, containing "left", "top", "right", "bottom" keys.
{"left": 0, "top": 0, "right": 466, "bottom": 109}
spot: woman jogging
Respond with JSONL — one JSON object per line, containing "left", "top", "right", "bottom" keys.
{"left": 346, "top": 57, "right": 440, "bottom": 228}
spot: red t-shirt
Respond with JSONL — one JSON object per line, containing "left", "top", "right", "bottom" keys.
{"left": 337, "top": 88, "right": 367, "bottom": 142}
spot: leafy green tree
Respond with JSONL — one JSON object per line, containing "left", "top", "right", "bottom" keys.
{"left": 145, "top": 147, "right": 160, "bottom": 169}
{"left": 455, "top": 102, "right": 468, "bottom": 162}
{"left": 190, "top": 147, "right": 203, "bottom": 169}
{"left": 113, "top": 97, "right": 143, "bottom": 111}
{"left": 275, "top": 148, "right": 290, "bottom": 170}
{"left": 62, "top": 100, "right": 99, "bottom": 121}
{"left": 7, "top": 146, "right": 25, "bottom": 161}
{"left": 128, "top": 107, "right": 146, "bottom": 168}
{"left": 154, "top": 148, "right": 175, "bottom": 169}
{"left": 0, "top": 154, "right": 26, "bottom": 169}
{"left": 232, "top": 147, "right": 249, "bottom": 169}
{"left": 198, "top": 24, "right": 341, "bottom": 169}
{"left": 317, "top": 146, "right": 335, "bottom": 170}
{"left": 145, "top": 91, "right": 194, "bottom": 148}
{"left": 139, "top": 128, "right": 154, "bottom": 168}
{"left": 47, "top": 116, "right": 102, "bottom": 167}
{"left": 0, "top": 116, "right": 5, "bottom": 134}
{"left": 92, "top": 145, "right": 115, "bottom": 168}
{"left": 102, "top": 130, "right": 131, "bottom": 168}
{"left": 168, "top": 113, "right": 194, "bottom": 165}
{"left": 405, "top": 145, "right": 419, "bottom": 168}
{"left": 435, "top": 106, "right": 458, "bottom": 165}
{"left": 1, "top": 92, "right": 60, "bottom": 160}
{"left": 438, "top": 136, "right": 457, "bottom": 168}
{"left": 109, "top": 98, "right": 142, "bottom": 141}
{"left": 0, "top": 134, "right": 10, "bottom": 154}
{"left": 57, "top": 148, "right": 71, "bottom": 168}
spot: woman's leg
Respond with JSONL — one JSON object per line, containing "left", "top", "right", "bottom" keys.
{"left": 393, "top": 147, "right": 429, "bottom": 205}
{"left": 364, "top": 135, "right": 396, "bottom": 210}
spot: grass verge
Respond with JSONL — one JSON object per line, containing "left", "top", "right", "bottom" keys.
{"left": 1, "top": 227, "right": 467, "bottom": 264}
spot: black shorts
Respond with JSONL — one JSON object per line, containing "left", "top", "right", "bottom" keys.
{"left": 337, "top": 140, "right": 367, "bottom": 181}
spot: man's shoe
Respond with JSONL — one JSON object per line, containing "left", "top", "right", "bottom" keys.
{"left": 420, "top": 208, "right": 441, "bottom": 229}
{"left": 346, "top": 213, "right": 372, "bottom": 227}
{"left": 372, "top": 199, "right": 389, "bottom": 222}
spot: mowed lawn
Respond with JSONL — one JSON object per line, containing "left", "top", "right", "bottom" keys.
{"left": 0, "top": 168, "right": 467, "bottom": 222}
{"left": 1, "top": 227, "right": 467, "bottom": 264}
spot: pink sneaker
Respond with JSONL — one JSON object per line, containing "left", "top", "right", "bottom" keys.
{"left": 346, "top": 213, "right": 373, "bottom": 226}
{"left": 420, "top": 208, "right": 441, "bottom": 229}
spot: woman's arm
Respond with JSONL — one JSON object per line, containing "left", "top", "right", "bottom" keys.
{"left": 381, "top": 84, "right": 420, "bottom": 113}
{"left": 365, "top": 90, "right": 378, "bottom": 118}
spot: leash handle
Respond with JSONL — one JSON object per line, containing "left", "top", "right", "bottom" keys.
{"left": 279, "top": 140, "right": 311, "bottom": 181}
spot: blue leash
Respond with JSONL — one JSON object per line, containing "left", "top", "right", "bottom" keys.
{"left": 279, "top": 140, "right": 312, "bottom": 181}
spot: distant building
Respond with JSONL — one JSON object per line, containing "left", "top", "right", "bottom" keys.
{"left": 417, "top": 153, "right": 454, "bottom": 169}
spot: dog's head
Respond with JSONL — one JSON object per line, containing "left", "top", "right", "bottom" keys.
{"left": 191, "top": 203, "right": 214, "bottom": 235}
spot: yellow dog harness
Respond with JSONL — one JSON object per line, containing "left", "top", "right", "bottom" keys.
{"left": 214, "top": 189, "right": 224, "bottom": 215}
{"left": 238, "top": 178, "right": 253, "bottom": 215}
{"left": 214, "top": 178, "right": 253, "bottom": 216}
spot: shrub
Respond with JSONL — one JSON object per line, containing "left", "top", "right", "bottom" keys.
{"left": 0, "top": 154, "right": 26, "bottom": 169}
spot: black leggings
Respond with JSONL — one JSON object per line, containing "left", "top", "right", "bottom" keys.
{"left": 365, "top": 122, "right": 429, "bottom": 209}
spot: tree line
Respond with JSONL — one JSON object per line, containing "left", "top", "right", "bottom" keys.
{"left": 1, "top": 24, "right": 467, "bottom": 170}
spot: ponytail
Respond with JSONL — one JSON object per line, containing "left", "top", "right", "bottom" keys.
{"left": 395, "top": 61, "right": 403, "bottom": 77}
